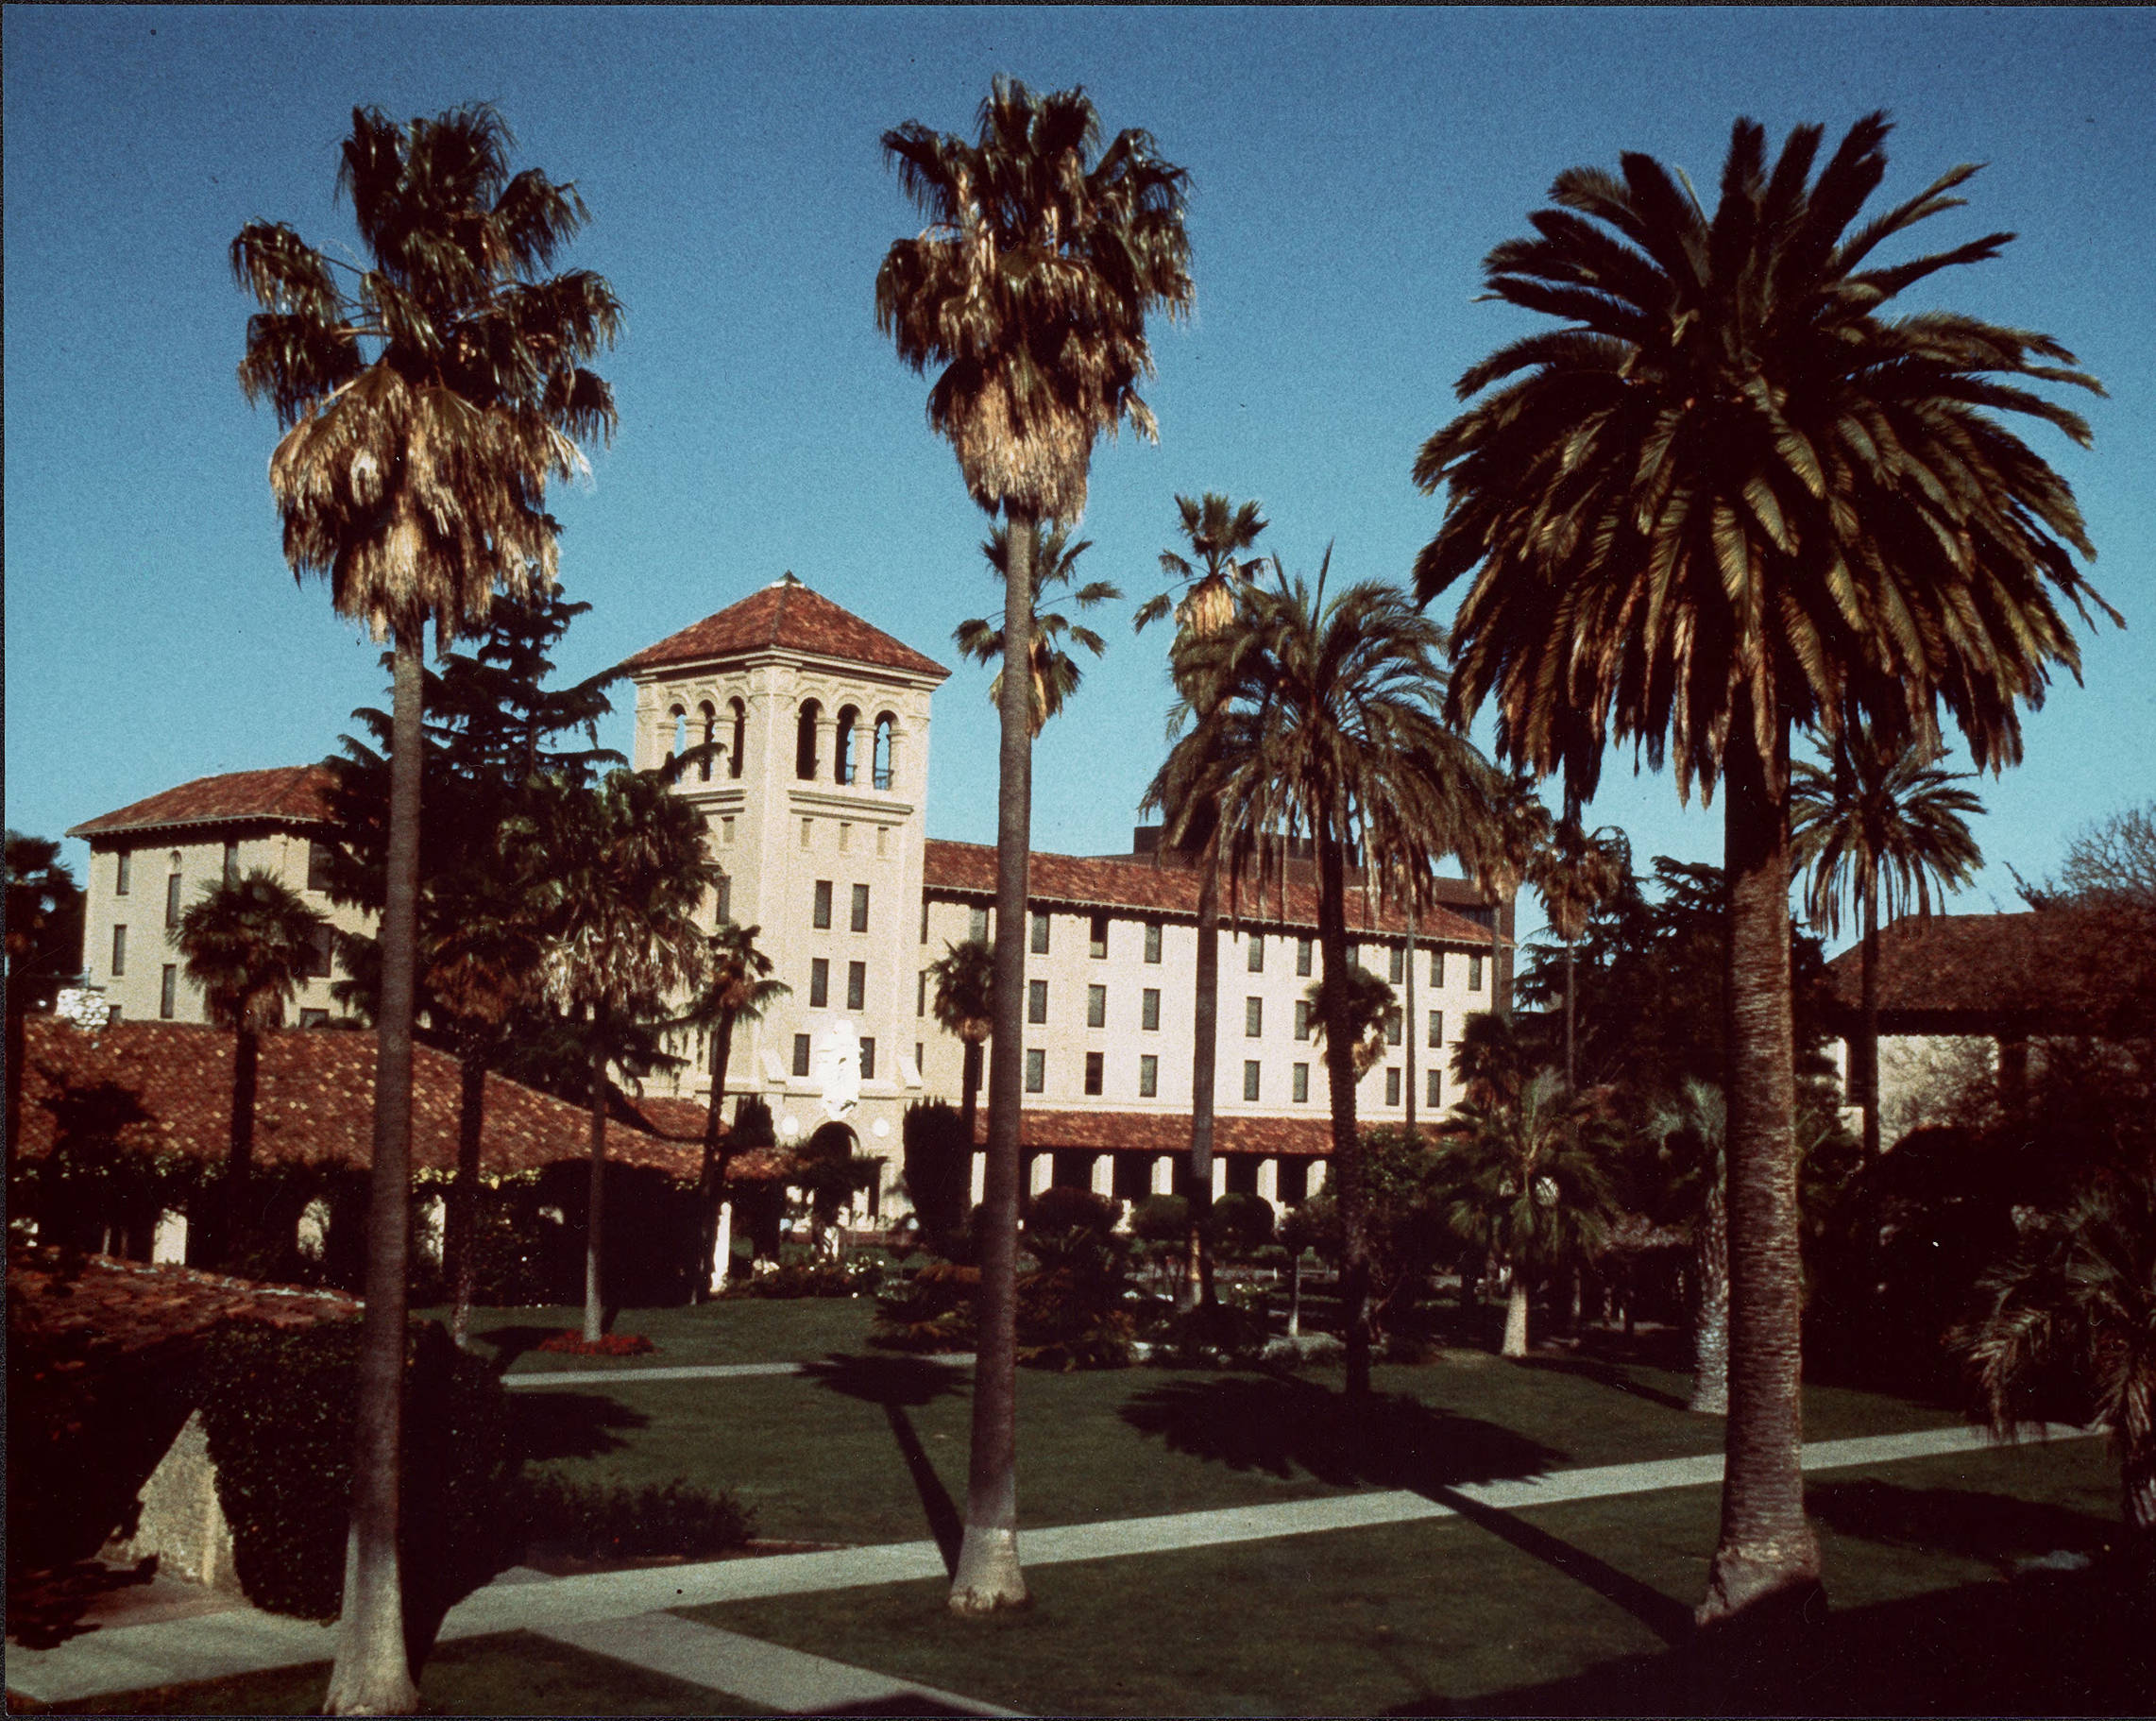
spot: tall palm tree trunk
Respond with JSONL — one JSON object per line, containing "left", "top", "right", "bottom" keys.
{"left": 1184, "top": 843, "right": 1220, "bottom": 1311}
{"left": 583, "top": 1025, "right": 609, "bottom": 1344}
{"left": 1490, "top": 893, "right": 1508, "bottom": 1019}
{"left": 959, "top": 1040, "right": 983, "bottom": 1156}
{"left": 1700, "top": 718, "right": 1822, "bottom": 1627}
{"left": 1315, "top": 824, "right": 1372, "bottom": 1403}
{"left": 1859, "top": 884, "right": 1881, "bottom": 1162}
{"left": 1502, "top": 1277, "right": 1530, "bottom": 1358}
{"left": 326, "top": 624, "right": 421, "bottom": 1715}
{"left": 224, "top": 1024, "right": 261, "bottom": 1270}
{"left": 449, "top": 1039, "right": 486, "bottom": 1350}
{"left": 951, "top": 504, "right": 1034, "bottom": 1614}
{"left": 694, "top": 1014, "right": 738, "bottom": 1300}
{"left": 1404, "top": 900, "right": 1418, "bottom": 1134}
{"left": 1690, "top": 1178, "right": 1730, "bottom": 1415}
{"left": 1563, "top": 937, "right": 1578, "bottom": 1092}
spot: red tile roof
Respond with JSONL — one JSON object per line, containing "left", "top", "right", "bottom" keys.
{"left": 624, "top": 1096, "right": 792, "bottom": 1184}
{"left": 1824, "top": 909, "right": 2155, "bottom": 1036}
{"left": 18, "top": 1018, "right": 700, "bottom": 1181}
{"left": 8, "top": 1251, "right": 362, "bottom": 1355}
{"left": 620, "top": 578, "right": 948, "bottom": 681}
{"left": 971, "top": 1108, "right": 1339, "bottom": 1158}
{"left": 67, "top": 766, "right": 337, "bottom": 842}
{"left": 922, "top": 839, "right": 1500, "bottom": 946}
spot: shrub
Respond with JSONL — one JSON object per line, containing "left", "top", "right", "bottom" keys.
{"left": 1145, "top": 1301, "right": 1271, "bottom": 1368}
{"left": 1211, "top": 1192, "right": 1278, "bottom": 1260}
{"left": 901, "top": 1101, "right": 971, "bottom": 1256}
{"left": 196, "top": 1318, "right": 518, "bottom": 1623}
{"left": 535, "top": 1330, "right": 655, "bottom": 1356}
{"left": 721, "top": 1257, "right": 882, "bottom": 1300}
{"left": 872, "top": 1260, "right": 979, "bottom": 1352}
{"left": 1024, "top": 1185, "right": 1123, "bottom": 1244}
{"left": 517, "top": 1473, "right": 754, "bottom": 1561}
{"left": 1130, "top": 1193, "right": 1190, "bottom": 1245}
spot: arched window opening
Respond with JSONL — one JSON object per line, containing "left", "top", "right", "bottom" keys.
{"left": 728, "top": 699, "right": 747, "bottom": 779}
{"left": 698, "top": 703, "right": 717, "bottom": 783}
{"left": 795, "top": 700, "right": 822, "bottom": 781}
{"left": 668, "top": 705, "right": 686, "bottom": 762}
{"left": 873, "top": 713, "right": 896, "bottom": 791}
{"left": 834, "top": 705, "right": 860, "bottom": 785}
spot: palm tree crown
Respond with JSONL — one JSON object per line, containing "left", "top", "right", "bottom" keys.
{"left": 928, "top": 938, "right": 996, "bottom": 1046}
{"left": 1791, "top": 725, "right": 1984, "bottom": 940}
{"left": 955, "top": 523, "right": 1122, "bottom": 735}
{"left": 174, "top": 870, "right": 326, "bottom": 1032}
{"left": 1136, "top": 492, "right": 1270, "bottom": 639}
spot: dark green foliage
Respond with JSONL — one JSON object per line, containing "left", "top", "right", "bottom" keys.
{"left": 15, "top": 1077, "right": 209, "bottom": 1257}
{"left": 871, "top": 1260, "right": 979, "bottom": 1352}
{"left": 517, "top": 1474, "right": 754, "bottom": 1560}
{"left": 196, "top": 1319, "right": 517, "bottom": 1623}
{"left": 1145, "top": 1300, "right": 1271, "bottom": 1368}
{"left": 721, "top": 1257, "right": 883, "bottom": 1300}
{"left": 731, "top": 1095, "right": 777, "bottom": 1150}
{"left": 1022, "top": 1185, "right": 1123, "bottom": 1245}
{"left": 5, "top": 832, "right": 85, "bottom": 1013}
{"left": 901, "top": 1101, "right": 970, "bottom": 1254}
{"left": 1210, "top": 1192, "right": 1277, "bottom": 1260}
{"left": 1017, "top": 1186, "right": 1133, "bottom": 1370}
{"left": 1297, "top": 1128, "right": 1456, "bottom": 1331}
{"left": 1129, "top": 1193, "right": 1190, "bottom": 1245}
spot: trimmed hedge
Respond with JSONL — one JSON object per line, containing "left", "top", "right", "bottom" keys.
{"left": 518, "top": 1474, "right": 754, "bottom": 1561}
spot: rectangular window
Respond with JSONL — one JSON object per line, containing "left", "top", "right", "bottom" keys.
{"left": 1139, "top": 1054, "right": 1159, "bottom": 1099}
{"left": 1295, "top": 998, "right": 1312, "bottom": 1041}
{"left": 306, "top": 925, "right": 334, "bottom": 980}
{"left": 1385, "top": 1067, "right": 1402, "bottom": 1106}
{"left": 1346, "top": 942, "right": 1359, "bottom": 971}
{"left": 1144, "top": 921, "right": 1163, "bottom": 963}
{"left": 115, "top": 849, "right": 131, "bottom": 895}
{"left": 1141, "top": 987, "right": 1161, "bottom": 1031}
{"left": 1389, "top": 945, "right": 1405, "bottom": 983}
{"left": 1427, "top": 1067, "right": 1443, "bottom": 1108}
{"left": 1428, "top": 1010, "right": 1444, "bottom": 1049}
{"left": 299, "top": 1008, "right": 329, "bottom": 1029}
{"left": 721, "top": 815, "right": 735, "bottom": 846}
{"left": 159, "top": 964, "right": 177, "bottom": 1019}
{"left": 714, "top": 875, "right": 732, "bottom": 926}
{"left": 1025, "top": 1048, "right": 1045, "bottom": 1094}
{"left": 1084, "top": 1050, "right": 1104, "bottom": 1096}
{"left": 1468, "top": 953, "right": 1485, "bottom": 992}
{"left": 809, "top": 958, "right": 830, "bottom": 1009}
{"left": 793, "top": 1033, "right": 812, "bottom": 1078}
{"left": 1386, "top": 1009, "right": 1402, "bottom": 1048}
{"left": 1297, "top": 936, "right": 1313, "bottom": 977}
{"left": 1030, "top": 911, "right": 1050, "bottom": 954}
{"left": 1027, "top": 979, "right": 1048, "bottom": 1025}
{"left": 812, "top": 879, "right": 833, "bottom": 929}
{"left": 860, "top": 1036, "right": 876, "bottom": 1081}
{"left": 969, "top": 906, "right": 989, "bottom": 944}
{"left": 1293, "top": 1063, "right": 1310, "bottom": 1104}
{"left": 847, "top": 961, "right": 866, "bottom": 1012}
{"left": 801, "top": 818, "right": 814, "bottom": 849}
{"left": 915, "top": 1041, "right": 924, "bottom": 1071}
{"left": 105, "top": 1006, "right": 122, "bottom": 1024}
{"left": 1248, "top": 935, "right": 1265, "bottom": 974}
{"left": 223, "top": 840, "right": 239, "bottom": 885}
{"left": 851, "top": 883, "right": 871, "bottom": 933}
{"left": 1087, "top": 984, "right": 1107, "bottom": 1029}
{"left": 165, "top": 873, "right": 182, "bottom": 929}
{"left": 840, "top": 822, "right": 853, "bottom": 854}
{"left": 111, "top": 924, "right": 127, "bottom": 977}
{"left": 921, "top": 898, "right": 930, "bottom": 944}
{"left": 917, "top": 971, "right": 927, "bottom": 1017}
{"left": 1243, "top": 1060, "right": 1262, "bottom": 1102}
{"left": 1090, "top": 912, "right": 1109, "bottom": 959}
{"left": 1431, "top": 948, "right": 1445, "bottom": 988}
{"left": 307, "top": 840, "right": 333, "bottom": 893}
{"left": 1246, "top": 996, "right": 1264, "bottom": 1038}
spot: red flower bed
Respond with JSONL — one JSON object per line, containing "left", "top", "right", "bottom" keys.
{"left": 535, "top": 1330, "right": 656, "bottom": 1356}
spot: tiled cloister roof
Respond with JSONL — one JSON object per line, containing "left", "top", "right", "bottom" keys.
{"left": 922, "top": 839, "right": 1501, "bottom": 946}
{"left": 67, "top": 766, "right": 337, "bottom": 841}
{"left": 621, "top": 578, "right": 948, "bottom": 680}
{"left": 969, "top": 1108, "right": 1339, "bottom": 1159}
{"left": 1823, "top": 908, "right": 2155, "bottom": 1036}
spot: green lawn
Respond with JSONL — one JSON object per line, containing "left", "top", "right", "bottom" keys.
{"left": 422, "top": 1295, "right": 882, "bottom": 1372}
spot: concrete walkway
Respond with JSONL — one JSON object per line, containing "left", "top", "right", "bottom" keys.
{"left": 3, "top": 1420, "right": 2093, "bottom": 1710}
{"left": 502, "top": 1354, "right": 976, "bottom": 1389}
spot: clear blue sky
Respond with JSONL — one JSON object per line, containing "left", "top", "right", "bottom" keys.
{"left": 8, "top": 6, "right": 2151, "bottom": 952}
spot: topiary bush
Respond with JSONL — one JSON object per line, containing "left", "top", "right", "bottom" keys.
{"left": 517, "top": 1473, "right": 754, "bottom": 1562}
{"left": 196, "top": 1318, "right": 518, "bottom": 1623}
{"left": 871, "top": 1260, "right": 979, "bottom": 1352}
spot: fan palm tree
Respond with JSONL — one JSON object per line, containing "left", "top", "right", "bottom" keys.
{"left": 1413, "top": 112, "right": 2111, "bottom": 1623}
{"left": 1302, "top": 964, "right": 1397, "bottom": 1080}
{"left": 521, "top": 768, "right": 710, "bottom": 1344}
{"left": 676, "top": 923, "right": 789, "bottom": 1298}
{"left": 1533, "top": 820, "right": 1631, "bottom": 1091}
{"left": 1649, "top": 1079, "right": 1732, "bottom": 1414}
{"left": 233, "top": 103, "right": 619, "bottom": 1709}
{"left": 1172, "top": 556, "right": 1485, "bottom": 1401}
{"left": 1461, "top": 773, "right": 1552, "bottom": 1021}
{"left": 173, "top": 871, "right": 326, "bottom": 1271}
{"left": 1451, "top": 1008, "right": 1536, "bottom": 1110}
{"left": 1791, "top": 724, "right": 1983, "bottom": 1160}
{"left": 877, "top": 77, "right": 1192, "bottom": 1613}
{"left": 1441, "top": 1069, "right": 1616, "bottom": 1357}
{"left": 1137, "top": 492, "right": 1270, "bottom": 1309}
{"left": 927, "top": 937, "right": 995, "bottom": 1150}
{"left": 955, "top": 524, "right": 1121, "bottom": 736}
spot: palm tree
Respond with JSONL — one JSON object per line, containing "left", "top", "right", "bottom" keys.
{"left": 1791, "top": 724, "right": 1983, "bottom": 1160}
{"left": 676, "top": 923, "right": 788, "bottom": 1298}
{"left": 1414, "top": 112, "right": 2112, "bottom": 1624}
{"left": 1649, "top": 1079, "right": 1731, "bottom": 1414}
{"left": 955, "top": 524, "right": 1121, "bottom": 736}
{"left": 1302, "top": 964, "right": 1396, "bottom": 1080}
{"left": 1174, "top": 556, "right": 1484, "bottom": 1401}
{"left": 877, "top": 77, "right": 1192, "bottom": 1613}
{"left": 1451, "top": 1008, "right": 1536, "bottom": 1110}
{"left": 927, "top": 937, "right": 995, "bottom": 1149}
{"left": 1532, "top": 819, "right": 1631, "bottom": 1091}
{"left": 1959, "top": 1164, "right": 2156, "bottom": 1538}
{"left": 173, "top": 871, "right": 326, "bottom": 1270}
{"left": 1137, "top": 492, "right": 1270, "bottom": 1310}
{"left": 523, "top": 769, "right": 710, "bottom": 1343}
{"left": 1441, "top": 1068, "right": 1616, "bottom": 1357}
{"left": 1461, "top": 773, "right": 1551, "bottom": 1021}
{"left": 233, "top": 103, "right": 619, "bottom": 1710}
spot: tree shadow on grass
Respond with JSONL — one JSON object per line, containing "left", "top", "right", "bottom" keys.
{"left": 504, "top": 1390, "right": 649, "bottom": 1465}
{"left": 1514, "top": 1354, "right": 1693, "bottom": 1414}
{"left": 469, "top": 1324, "right": 577, "bottom": 1371}
{"left": 1806, "top": 1477, "right": 2118, "bottom": 1571}
{"left": 799, "top": 1355, "right": 969, "bottom": 1574}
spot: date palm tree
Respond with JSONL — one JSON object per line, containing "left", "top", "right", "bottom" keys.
{"left": 927, "top": 937, "right": 995, "bottom": 1150}
{"left": 676, "top": 923, "right": 789, "bottom": 1298}
{"left": 233, "top": 102, "right": 619, "bottom": 1709}
{"left": 1414, "top": 111, "right": 2111, "bottom": 1623}
{"left": 1532, "top": 819, "right": 1631, "bottom": 1091}
{"left": 1791, "top": 724, "right": 1983, "bottom": 1160}
{"left": 956, "top": 524, "right": 1121, "bottom": 736}
{"left": 1301, "top": 963, "right": 1397, "bottom": 1080}
{"left": 173, "top": 871, "right": 326, "bottom": 1271}
{"left": 877, "top": 77, "right": 1192, "bottom": 1612}
{"left": 1649, "top": 1078, "right": 1731, "bottom": 1414}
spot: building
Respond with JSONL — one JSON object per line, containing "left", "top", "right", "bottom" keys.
{"left": 65, "top": 576, "right": 1513, "bottom": 1218}
{"left": 65, "top": 766, "right": 366, "bottom": 1029}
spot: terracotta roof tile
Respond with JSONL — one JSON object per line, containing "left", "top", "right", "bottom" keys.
{"left": 8, "top": 1251, "right": 362, "bottom": 1355}
{"left": 922, "top": 840, "right": 1500, "bottom": 946}
{"left": 68, "top": 766, "right": 337, "bottom": 842}
{"left": 620, "top": 579, "right": 948, "bottom": 680}
{"left": 19, "top": 1019, "right": 699, "bottom": 1182}
{"left": 969, "top": 1107, "right": 1338, "bottom": 1158}
{"left": 1824, "top": 909, "right": 2155, "bottom": 1036}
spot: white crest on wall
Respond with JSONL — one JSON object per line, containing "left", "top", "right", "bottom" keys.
{"left": 815, "top": 1019, "right": 861, "bottom": 1119}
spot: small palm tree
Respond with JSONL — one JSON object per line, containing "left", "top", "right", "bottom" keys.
{"left": 956, "top": 524, "right": 1121, "bottom": 737}
{"left": 1460, "top": 773, "right": 1551, "bottom": 1021}
{"left": 1302, "top": 965, "right": 1396, "bottom": 1080}
{"left": 174, "top": 871, "right": 326, "bottom": 1271}
{"left": 1958, "top": 1165, "right": 2156, "bottom": 1538}
{"left": 927, "top": 938, "right": 994, "bottom": 1149}
{"left": 1441, "top": 1068, "right": 1616, "bottom": 1357}
{"left": 1649, "top": 1079, "right": 1731, "bottom": 1415}
{"left": 676, "top": 924, "right": 789, "bottom": 1299}
{"left": 1532, "top": 820, "right": 1630, "bottom": 1091}
{"left": 1792, "top": 724, "right": 1983, "bottom": 1159}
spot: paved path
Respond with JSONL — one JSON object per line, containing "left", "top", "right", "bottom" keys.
{"left": 3, "top": 1420, "right": 2093, "bottom": 1710}
{"left": 503, "top": 1354, "right": 976, "bottom": 1389}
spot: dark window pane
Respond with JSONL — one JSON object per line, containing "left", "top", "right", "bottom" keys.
{"left": 1084, "top": 1051, "right": 1103, "bottom": 1096}
{"left": 852, "top": 884, "right": 870, "bottom": 933}
{"left": 1090, "top": 912, "right": 1109, "bottom": 959}
{"left": 860, "top": 1036, "right": 876, "bottom": 1081}
{"left": 847, "top": 961, "right": 866, "bottom": 1012}
{"left": 1027, "top": 979, "right": 1047, "bottom": 1025}
{"left": 793, "top": 1034, "right": 812, "bottom": 1077}
{"left": 1087, "top": 985, "right": 1106, "bottom": 1029}
{"left": 1142, "top": 988, "right": 1161, "bottom": 1031}
{"left": 1025, "top": 1049, "right": 1045, "bottom": 1093}
{"left": 1139, "top": 1055, "right": 1159, "bottom": 1099}
{"left": 810, "top": 959, "right": 829, "bottom": 1009}
{"left": 1145, "top": 922, "right": 1162, "bottom": 963}
{"left": 813, "top": 880, "right": 832, "bottom": 929}
{"left": 1243, "top": 1061, "right": 1261, "bottom": 1102}
{"left": 1030, "top": 912, "right": 1050, "bottom": 954}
